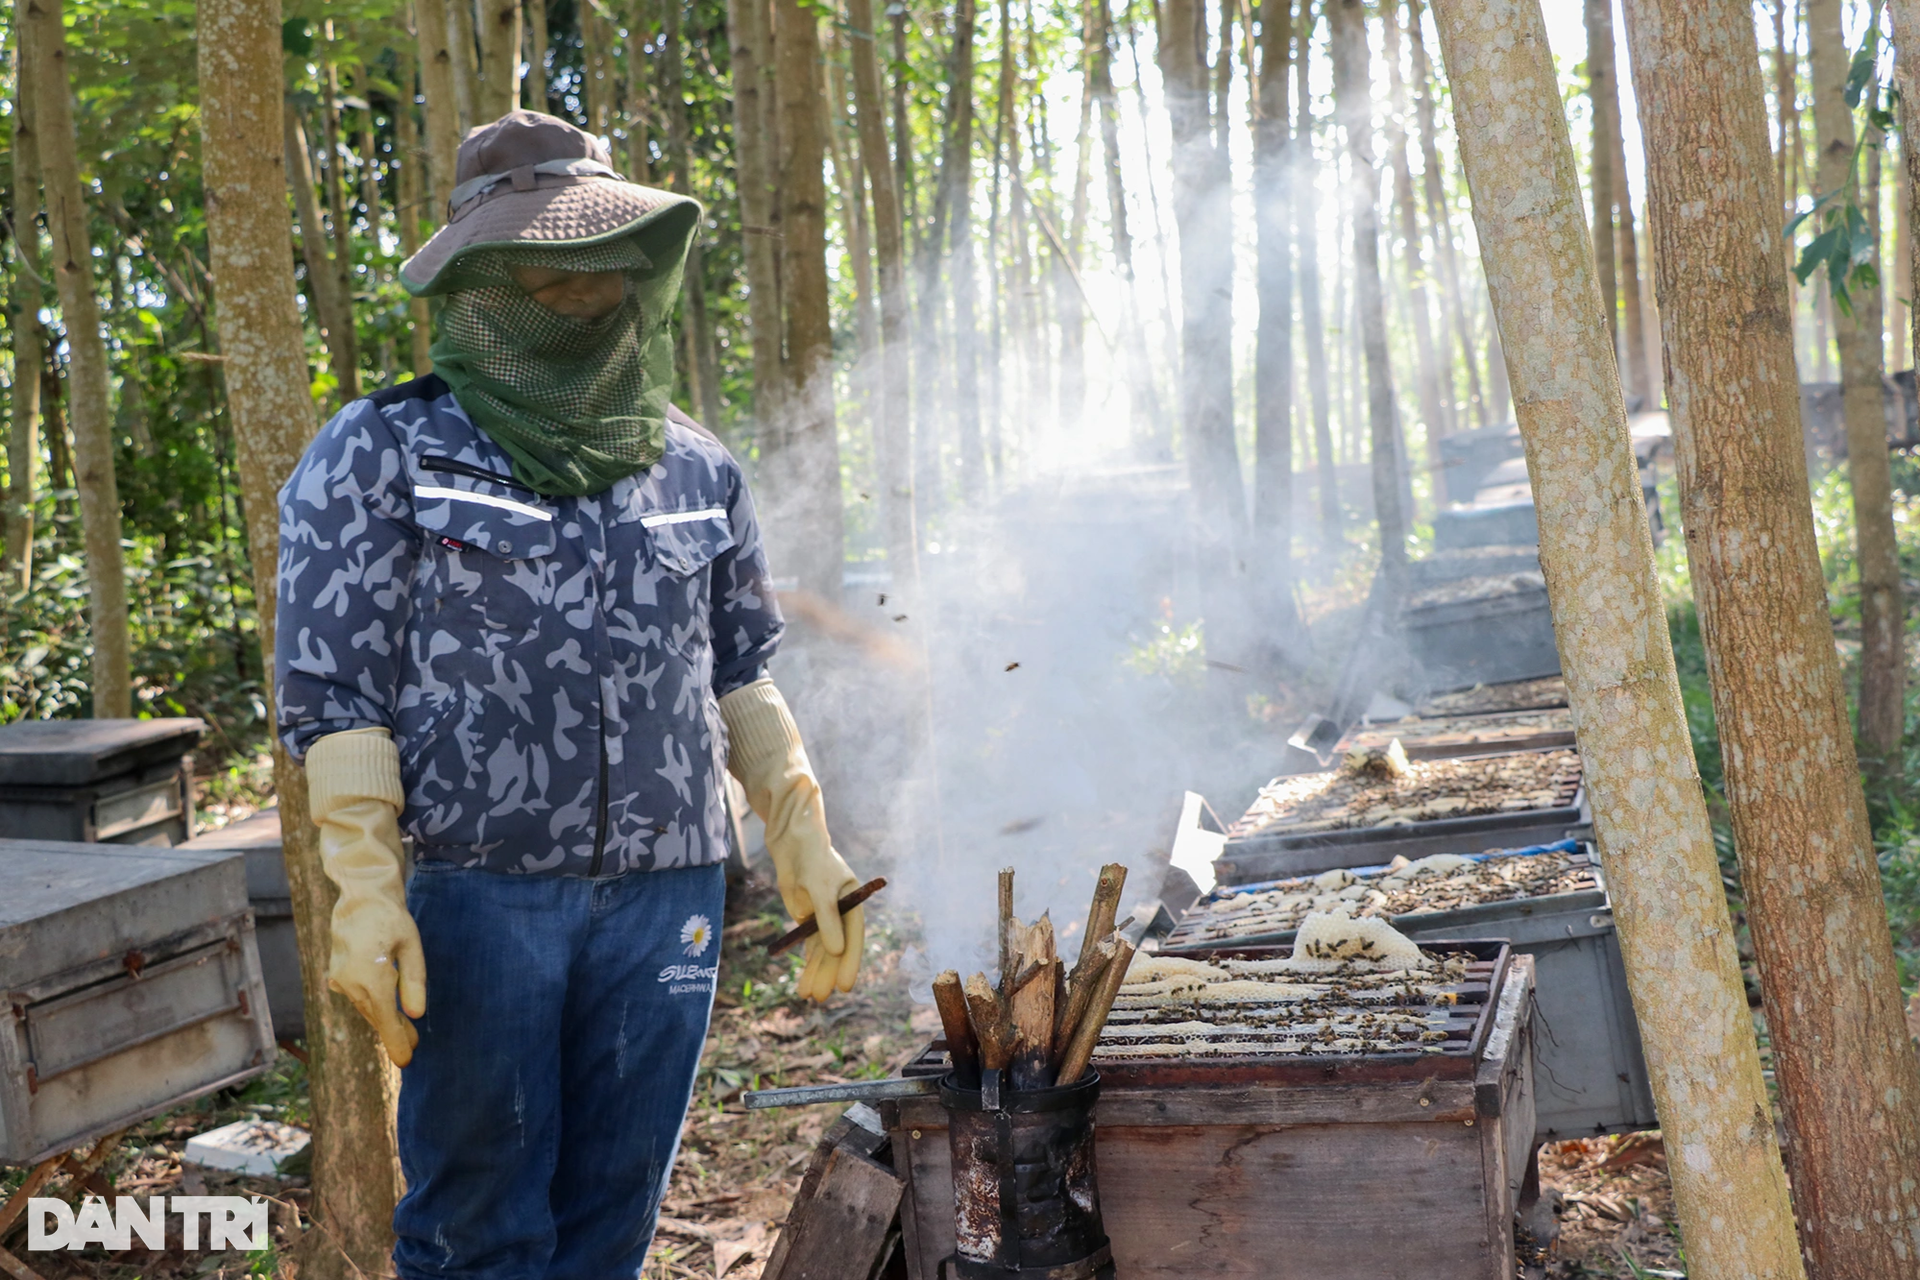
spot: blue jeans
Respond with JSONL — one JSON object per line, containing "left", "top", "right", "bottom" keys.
{"left": 392, "top": 862, "right": 726, "bottom": 1280}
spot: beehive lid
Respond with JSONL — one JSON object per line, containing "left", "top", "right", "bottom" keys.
{"left": 181, "top": 809, "right": 288, "bottom": 901}
{"left": 0, "top": 718, "right": 205, "bottom": 787}
{"left": 0, "top": 839, "right": 248, "bottom": 987}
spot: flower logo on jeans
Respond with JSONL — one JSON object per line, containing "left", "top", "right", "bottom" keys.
{"left": 680, "top": 913, "right": 713, "bottom": 957}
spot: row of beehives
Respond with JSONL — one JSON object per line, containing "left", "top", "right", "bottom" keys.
{"left": 865, "top": 677, "right": 1644, "bottom": 1280}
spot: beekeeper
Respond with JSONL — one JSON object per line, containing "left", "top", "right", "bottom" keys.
{"left": 274, "top": 110, "right": 865, "bottom": 1279}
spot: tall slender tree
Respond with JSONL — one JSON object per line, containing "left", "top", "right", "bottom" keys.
{"left": 7, "top": 1, "right": 44, "bottom": 590}
{"left": 1586, "top": 0, "right": 1620, "bottom": 349}
{"left": 393, "top": 46, "right": 435, "bottom": 377}
{"left": 1091, "top": 0, "right": 1162, "bottom": 446}
{"left": 1162, "top": 0, "right": 1250, "bottom": 647}
{"left": 661, "top": 0, "right": 723, "bottom": 428}
{"left": 1430, "top": 1, "right": 1810, "bottom": 1272}
{"left": 1296, "top": 0, "right": 1339, "bottom": 540}
{"left": 526, "top": 0, "right": 550, "bottom": 108}
{"left": 448, "top": 0, "right": 481, "bottom": 131}
{"left": 198, "top": 3, "right": 403, "bottom": 1275}
{"left": 285, "top": 111, "right": 361, "bottom": 400}
{"left": 1329, "top": 0, "right": 1406, "bottom": 577}
{"left": 28, "top": 0, "right": 131, "bottom": 718}
{"left": 727, "top": 0, "right": 783, "bottom": 432}
{"left": 1384, "top": 2, "right": 1448, "bottom": 447}
{"left": 1410, "top": 3, "right": 1486, "bottom": 431}
{"left": 477, "top": 0, "right": 521, "bottom": 118}
{"left": 847, "top": 0, "right": 917, "bottom": 587}
{"left": 1253, "top": 0, "right": 1295, "bottom": 587}
{"left": 1809, "top": 0, "right": 1904, "bottom": 777}
{"left": 944, "top": 0, "right": 984, "bottom": 498}
{"left": 1625, "top": 0, "right": 1920, "bottom": 1270}
{"left": 771, "top": 0, "right": 847, "bottom": 596}
{"left": 415, "top": 0, "right": 463, "bottom": 214}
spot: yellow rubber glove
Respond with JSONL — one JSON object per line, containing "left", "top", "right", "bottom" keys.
{"left": 305, "top": 727, "right": 427, "bottom": 1066}
{"left": 719, "top": 679, "right": 864, "bottom": 1002}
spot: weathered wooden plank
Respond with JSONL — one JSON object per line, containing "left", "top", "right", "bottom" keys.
{"left": 763, "top": 1143, "right": 905, "bottom": 1280}
{"left": 891, "top": 1077, "right": 1478, "bottom": 1132}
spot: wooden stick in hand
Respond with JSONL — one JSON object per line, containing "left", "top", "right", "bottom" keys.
{"left": 933, "top": 969, "right": 981, "bottom": 1087}
{"left": 1056, "top": 935, "right": 1137, "bottom": 1086}
{"left": 767, "top": 877, "right": 888, "bottom": 956}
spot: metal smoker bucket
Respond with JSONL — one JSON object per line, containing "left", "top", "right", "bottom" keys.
{"left": 940, "top": 1069, "right": 1113, "bottom": 1279}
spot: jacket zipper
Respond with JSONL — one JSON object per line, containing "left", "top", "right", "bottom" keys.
{"left": 420, "top": 454, "right": 538, "bottom": 493}
{"left": 589, "top": 729, "right": 610, "bottom": 877}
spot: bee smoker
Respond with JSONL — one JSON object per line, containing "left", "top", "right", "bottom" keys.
{"left": 940, "top": 1068, "right": 1114, "bottom": 1278}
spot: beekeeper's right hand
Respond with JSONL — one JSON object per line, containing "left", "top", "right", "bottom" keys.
{"left": 305, "top": 726, "right": 427, "bottom": 1066}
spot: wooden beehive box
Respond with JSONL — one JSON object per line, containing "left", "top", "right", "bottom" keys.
{"left": 0, "top": 838, "right": 276, "bottom": 1164}
{"left": 882, "top": 947, "right": 1537, "bottom": 1280}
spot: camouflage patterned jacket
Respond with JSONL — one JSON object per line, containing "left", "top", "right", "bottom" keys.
{"left": 274, "top": 375, "right": 783, "bottom": 877}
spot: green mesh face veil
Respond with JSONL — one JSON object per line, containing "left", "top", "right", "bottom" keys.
{"left": 424, "top": 204, "right": 700, "bottom": 498}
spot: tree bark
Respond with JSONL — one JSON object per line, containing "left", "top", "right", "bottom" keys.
{"left": 1627, "top": 0, "right": 1920, "bottom": 1272}
{"left": 415, "top": 0, "right": 463, "bottom": 216}
{"left": 1586, "top": 0, "right": 1619, "bottom": 350}
{"left": 448, "top": 0, "right": 481, "bottom": 132}
{"left": 285, "top": 109, "right": 361, "bottom": 401}
{"left": 661, "top": 0, "right": 723, "bottom": 428}
{"left": 847, "top": 0, "right": 916, "bottom": 588}
{"left": 771, "top": 0, "right": 846, "bottom": 597}
{"left": 1329, "top": 0, "right": 1405, "bottom": 578}
{"left": 1384, "top": 0, "right": 1449, "bottom": 451}
{"left": 1408, "top": 0, "right": 1487, "bottom": 430}
{"left": 1429, "top": 3, "right": 1810, "bottom": 1274}
{"left": 526, "top": 0, "right": 549, "bottom": 108}
{"left": 1161, "top": 0, "right": 1248, "bottom": 567}
{"left": 1091, "top": 0, "right": 1162, "bottom": 449}
{"left": 728, "top": 0, "right": 782, "bottom": 435}
{"left": 393, "top": 44, "right": 435, "bottom": 377}
{"left": 7, "top": 0, "right": 43, "bottom": 590}
{"left": 1809, "top": 0, "right": 1904, "bottom": 777}
{"left": 944, "top": 0, "right": 983, "bottom": 500}
{"left": 476, "top": 0, "right": 521, "bottom": 120}
{"left": 1296, "top": 0, "right": 1339, "bottom": 540}
{"left": 1253, "top": 0, "right": 1294, "bottom": 580}
{"left": 27, "top": 0, "right": 131, "bottom": 718}
{"left": 197, "top": 3, "right": 405, "bottom": 1276}
{"left": 626, "top": 5, "right": 656, "bottom": 185}
{"left": 1611, "top": 122, "right": 1655, "bottom": 405}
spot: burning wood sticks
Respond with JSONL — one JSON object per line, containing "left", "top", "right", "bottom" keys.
{"left": 944, "top": 864, "right": 1135, "bottom": 1092}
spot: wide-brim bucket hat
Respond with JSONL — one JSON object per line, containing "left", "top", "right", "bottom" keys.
{"left": 401, "top": 110, "right": 699, "bottom": 296}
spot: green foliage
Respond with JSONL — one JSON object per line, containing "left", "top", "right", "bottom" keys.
{"left": 1789, "top": 17, "right": 1899, "bottom": 317}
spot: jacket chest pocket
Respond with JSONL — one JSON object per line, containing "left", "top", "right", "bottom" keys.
{"left": 413, "top": 484, "right": 563, "bottom": 649}
{"left": 640, "top": 507, "right": 735, "bottom": 580}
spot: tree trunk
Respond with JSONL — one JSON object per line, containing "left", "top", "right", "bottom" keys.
{"left": 847, "top": 0, "right": 916, "bottom": 588}
{"left": 393, "top": 45, "right": 435, "bottom": 377}
{"left": 944, "top": 0, "right": 983, "bottom": 500}
{"left": 1161, "top": 0, "right": 1248, "bottom": 576}
{"left": 1091, "top": 0, "right": 1162, "bottom": 450}
{"left": 526, "top": 0, "right": 549, "bottom": 108}
{"left": 1384, "top": 0, "right": 1449, "bottom": 452}
{"left": 448, "top": 0, "right": 481, "bottom": 132}
{"left": 1586, "top": 0, "right": 1619, "bottom": 351}
{"left": 661, "top": 0, "right": 723, "bottom": 427}
{"left": 1429, "top": 3, "right": 1810, "bottom": 1274}
{"left": 415, "top": 0, "right": 463, "bottom": 215}
{"left": 1408, "top": 0, "right": 1487, "bottom": 430}
{"left": 1296, "top": 1, "right": 1339, "bottom": 541}
{"left": 626, "top": 5, "right": 656, "bottom": 185}
{"left": 285, "top": 110, "right": 361, "bottom": 401}
{"left": 1253, "top": 0, "right": 1295, "bottom": 584}
{"left": 320, "top": 48, "right": 353, "bottom": 278}
{"left": 1059, "top": 53, "right": 1092, "bottom": 436}
{"left": 7, "top": 0, "right": 43, "bottom": 590}
{"left": 1809, "top": 0, "right": 1904, "bottom": 778}
{"left": 1329, "top": 0, "right": 1406, "bottom": 578}
{"left": 1611, "top": 124, "right": 1655, "bottom": 405}
{"left": 476, "top": 0, "right": 520, "bottom": 120}
{"left": 771, "top": 0, "right": 846, "bottom": 597}
{"left": 197, "top": 4, "right": 405, "bottom": 1275}
{"left": 1628, "top": 0, "right": 1920, "bottom": 1272}
{"left": 28, "top": 0, "right": 131, "bottom": 718}
{"left": 728, "top": 0, "right": 782, "bottom": 439}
